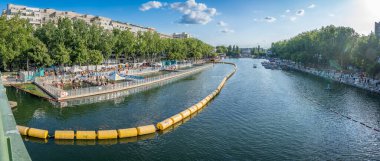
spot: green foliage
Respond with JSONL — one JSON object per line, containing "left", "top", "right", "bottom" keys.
{"left": 216, "top": 45, "right": 241, "bottom": 57}
{"left": 271, "top": 25, "right": 380, "bottom": 77}
{"left": 0, "top": 15, "right": 215, "bottom": 71}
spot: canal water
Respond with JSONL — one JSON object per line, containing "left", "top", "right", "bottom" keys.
{"left": 7, "top": 59, "right": 380, "bottom": 160}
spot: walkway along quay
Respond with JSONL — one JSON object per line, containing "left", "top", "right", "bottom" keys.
{"left": 273, "top": 60, "right": 380, "bottom": 94}
{"left": 34, "top": 63, "right": 212, "bottom": 101}
{"left": 15, "top": 62, "right": 237, "bottom": 144}
{"left": 0, "top": 73, "right": 31, "bottom": 161}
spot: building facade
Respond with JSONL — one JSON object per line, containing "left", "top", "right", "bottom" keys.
{"left": 376, "top": 22, "right": 380, "bottom": 38}
{"left": 4, "top": 4, "right": 166, "bottom": 35}
{"left": 172, "top": 32, "right": 191, "bottom": 39}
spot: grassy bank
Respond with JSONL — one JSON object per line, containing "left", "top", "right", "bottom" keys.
{"left": 12, "top": 83, "right": 50, "bottom": 99}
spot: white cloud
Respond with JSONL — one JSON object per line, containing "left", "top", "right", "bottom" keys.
{"left": 280, "top": 15, "right": 286, "bottom": 18}
{"left": 329, "top": 13, "right": 335, "bottom": 17}
{"left": 217, "top": 21, "right": 228, "bottom": 27}
{"left": 140, "top": 1, "right": 163, "bottom": 11}
{"left": 290, "top": 17, "right": 297, "bottom": 21}
{"left": 170, "top": 0, "right": 217, "bottom": 25}
{"left": 220, "top": 28, "right": 234, "bottom": 33}
{"left": 308, "top": 4, "right": 316, "bottom": 9}
{"left": 296, "top": 9, "right": 305, "bottom": 16}
{"left": 254, "top": 16, "right": 277, "bottom": 23}
{"left": 285, "top": 9, "right": 291, "bottom": 13}
{"left": 264, "top": 16, "right": 276, "bottom": 22}
{"left": 140, "top": 0, "right": 217, "bottom": 25}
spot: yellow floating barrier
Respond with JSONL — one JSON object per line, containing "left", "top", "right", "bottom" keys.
{"left": 156, "top": 119, "right": 174, "bottom": 130}
{"left": 97, "top": 130, "right": 118, "bottom": 139}
{"left": 195, "top": 102, "right": 204, "bottom": 110}
{"left": 137, "top": 125, "right": 156, "bottom": 135}
{"left": 188, "top": 105, "right": 198, "bottom": 114}
{"left": 117, "top": 128, "right": 138, "bottom": 138}
{"left": 201, "top": 99, "right": 208, "bottom": 106}
{"left": 28, "top": 128, "right": 49, "bottom": 139}
{"left": 180, "top": 109, "right": 191, "bottom": 118}
{"left": 213, "top": 91, "right": 218, "bottom": 96}
{"left": 54, "top": 130, "right": 75, "bottom": 140}
{"left": 17, "top": 125, "right": 29, "bottom": 136}
{"left": 170, "top": 114, "right": 183, "bottom": 124}
{"left": 76, "top": 131, "right": 96, "bottom": 140}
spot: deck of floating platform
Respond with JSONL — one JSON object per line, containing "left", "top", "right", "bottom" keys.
{"left": 56, "top": 64, "right": 212, "bottom": 101}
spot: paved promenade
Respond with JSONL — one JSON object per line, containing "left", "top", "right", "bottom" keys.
{"left": 282, "top": 61, "right": 380, "bottom": 93}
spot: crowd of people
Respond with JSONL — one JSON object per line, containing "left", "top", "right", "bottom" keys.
{"left": 284, "top": 61, "right": 380, "bottom": 93}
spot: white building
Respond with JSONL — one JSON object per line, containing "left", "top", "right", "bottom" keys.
{"left": 173, "top": 32, "right": 191, "bottom": 39}
{"left": 4, "top": 3, "right": 164, "bottom": 35}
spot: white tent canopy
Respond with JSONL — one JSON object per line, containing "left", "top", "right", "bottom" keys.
{"left": 108, "top": 73, "right": 125, "bottom": 81}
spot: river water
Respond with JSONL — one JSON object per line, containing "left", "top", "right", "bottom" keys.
{"left": 7, "top": 58, "right": 380, "bottom": 160}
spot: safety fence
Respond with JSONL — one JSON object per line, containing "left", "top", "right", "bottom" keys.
{"left": 60, "top": 64, "right": 210, "bottom": 100}
{"left": 34, "top": 63, "right": 206, "bottom": 100}
{"left": 54, "top": 67, "right": 208, "bottom": 107}
{"left": 16, "top": 62, "right": 237, "bottom": 144}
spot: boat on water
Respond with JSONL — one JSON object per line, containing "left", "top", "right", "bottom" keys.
{"left": 253, "top": 64, "right": 257, "bottom": 68}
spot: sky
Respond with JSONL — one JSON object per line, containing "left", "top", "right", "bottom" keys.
{"left": 1, "top": 0, "right": 380, "bottom": 48}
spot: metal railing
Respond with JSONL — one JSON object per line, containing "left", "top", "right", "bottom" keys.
{"left": 63, "top": 64, "right": 210, "bottom": 99}
{"left": 33, "top": 63, "right": 207, "bottom": 99}
{"left": 0, "top": 72, "right": 31, "bottom": 161}
{"left": 286, "top": 63, "right": 380, "bottom": 92}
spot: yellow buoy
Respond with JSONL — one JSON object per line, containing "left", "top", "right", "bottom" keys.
{"left": 205, "top": 95, "right": 211, "bottom": 101}
{"left": 97, "top": 130, "right": 118, "bottom": 139}
{"left": 76, "top": 131, "right": 96, "bottom": 140}
{"left": 156, "top": 119, "right": 174, "bottom": 130}
{"left": 180, "top": 109, "right": 191, "bottom": 118}
{"left": 201, "top": 99, "right": 208, "bottom": 106}
{"left": 16, "top": 125, "right": 29, "bottom": 136}
{"left": 195, "top": 102, "right": 204, "bottom": 110}
{"left": 54, "top": 130, "right": 75, "bottom": 140}
{"left": 188, "top": 105, "right": 198, "bottom": 114}
{"left": 117, "top": 128, "right": 138, "bottom": 138}
{"left": 170, "top": 114, "right": 183, "bottom": 124}
{"left": 137, "top": 125, "right": 156, "bottom": 135}
{"left": 28, "top": 128, "right": 49, "bottom": 139}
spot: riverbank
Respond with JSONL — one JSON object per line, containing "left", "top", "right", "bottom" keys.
{"left": 278, "top": 60, "right": 380, "bottom": 94}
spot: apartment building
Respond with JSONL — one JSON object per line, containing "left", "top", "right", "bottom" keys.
{"left": 376, "top": 22, "right": 380, "bottom": 38}
{"left": 173, "top": 32, "right": 192, "bottom": 39}
{"left": 4, "top": 4, "right": 162, "bottom": 35}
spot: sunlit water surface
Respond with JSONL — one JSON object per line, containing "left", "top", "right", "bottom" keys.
{"left": 8, "top": 59, "right": 380, "bottom": 160}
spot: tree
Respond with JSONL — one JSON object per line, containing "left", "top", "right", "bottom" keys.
{"left": 52, "top": 43, "right": 71, "bottom": 66}
{"left": 26, "top": 38, "right": 53, "bottom": 68}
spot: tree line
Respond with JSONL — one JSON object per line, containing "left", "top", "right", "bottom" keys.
{"left": 0, "top": 16, "right": 215, "bottom": 71}
{"left": 270, "top": 25, "right": 380, "bottom": 78}
{"left": 216, "top": 45, "right": 241, "bottom": 57}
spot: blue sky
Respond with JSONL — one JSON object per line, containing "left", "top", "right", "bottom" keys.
{"left": 1, "top": 0, "right": 380, "bottom": 48}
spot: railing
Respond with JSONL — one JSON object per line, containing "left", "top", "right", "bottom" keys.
{"left": 63, "top": 64, "right": 209, "bottom": 99}
{"left": 0, "top": 72, "right": 31, "bottom": 161}
{"left": 33, "top": 63, "right": 203, "bottom": 99}
{"left": 286, "top": 63, "right": 380, "bottom": 92}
